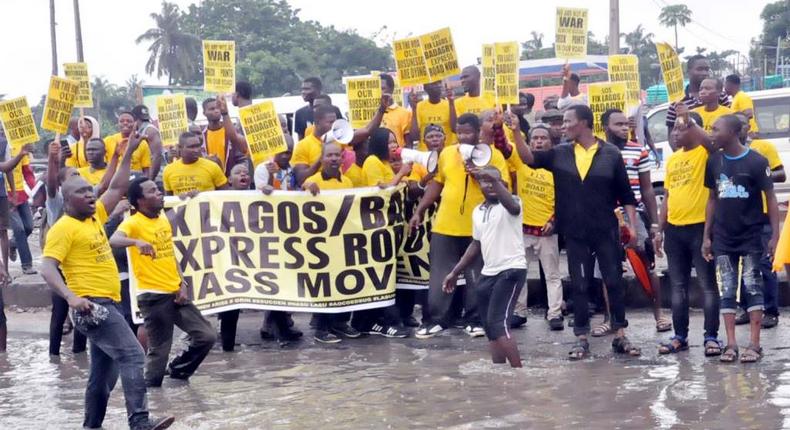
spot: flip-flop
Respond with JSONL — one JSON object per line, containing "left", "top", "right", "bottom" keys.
{"left": 658, "top": 336, "right": 688, "bottom": 355}
{"left": 720, "top": 346, "right": 739, "bottom": 363}
{"left": 740, "top": 345, "right": 763, "bottom": 363}
{"left": 655, "top": 317, "right": 672, "bottom": 332}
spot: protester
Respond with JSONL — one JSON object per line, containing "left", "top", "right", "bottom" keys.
{"left": 540, "top": 109, "right": 565, "bottom": 146}
{"left": 702, "top": 114, "right": 779, "bottom": 364}
{"left": 558, "top": 64, "right": 587, "bottom": 109}
{"left": 543, "top": 95, "right": 559, "bottom": 111}
{"left": 725, "top": 74, "right": 758, "bottom": 133}
{"left": 443, "top": 167, "right": 526, "bottom": 367}
{"left": 185, "top": 97, "right": 198, "bottom": 127}
{"left": 454, "top": 66, "right": 494, "bottom": 118}
{"left": 362, "top": 128, "right": 412, "bottom": 188}
{"left": 162, "top": 131, "right": 229, "bottom": 197}
{"left": 64, "top": 115, "right": 101, "bottom": 168}
{"left": 253, "top": 136, "right": 295, "bottom": 191}
{"left": 665, "top": 55, "right": 731, "bottom": 133}
{"left": 8, "top": 139, "right": 36, "bottom": 275}
{"left": 409, "top": 113, "right": 510, "bottom": 339}
{"left": 380, "top": 74, "right": 412, "bottom": 147}
{"left": 409, "top": 81, "right": 456, "bottom": 150}
{"left": 110, "top": 176, "right": 216, "bottom": 386}
{"left": 104, "top": 112, "right": 152, "bottom": 176}
{"left": 514, "top": 105, "right": 640, "bottom": 359}
{"left": 232, "top": 81, "right": 253, "bottom": 108}
{"left": 40, "top": 132, "right": 175, "bottom": 430}
{"left": 693, "top": 78, "right": 734, "bottom": 133}
{"left": 510, "top": 92, "right": 536, "bottom": 133}
{"left": 77, "top": 138, "right": 112, "bottom": 187}
{"left": 66, "top": 117, "right": 81, "bottom": 146}
{"left": 131, "top": 104, "right": 165, "bottom": 180}
{"left": 294, "top": 77, "right": 344, "bottom": 140}
{"left": 0, "top": 130, "right": 17, "bottom": 352}
{"left": 201, "top": 96, "right": 248, "bottom": 175}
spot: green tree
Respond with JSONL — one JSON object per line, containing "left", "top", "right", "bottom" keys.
{"left": 750, "top": 1, "right": 790, "bottom": 76}
{"left": 136, "top": 1, "right": 201, "bottom": 85}
{"left": 659, "top": 4, "right": 693, "bottom": 51}
{"left": 521, "top": 32, "right": 553, "bottom": 60}
{"left": 622, "top": 25, "right": 661, "bottom": 87}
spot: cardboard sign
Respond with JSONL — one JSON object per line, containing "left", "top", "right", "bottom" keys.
{"left": 608, "top": 55, "right": 641, "bottom": 112}
{"left": 495, "top": 42, "right": 520, "bottom": 105}
{"left": 481, "top": 44, "right": 496, "bottom": 105}
{"left": 393, "top": 36, "right": 429, "bottom": 86}
{"left": 238, "top": 101, "right": 288, "bottom": 166}
{"left": 419, "top": 27, "right": 460, "bottom": 82}
{"left": 0, "top": 97, "right": 39, "bottom": 146}
{"left": 588, "top": 82, "right": 627, "bottom": 139}
{"left": 555, "top": 7, "right": 588, "bottom": 59}
{"left": 41, "top": 76, "right": 79, "bottom": 134}
{"left": 346, "top": 77, "right": 382, "bottom": 129}
{"left": 63, "top": 63, "right": 93, "bottom": 108}
{"left": 656, "top": 42, "right": 685, "bottom": 103}
{"left": 203, "top": 40, "right": 236, "bottom": 93}
{"left": 155, "top": 94, "right": 188, "bottom": 147}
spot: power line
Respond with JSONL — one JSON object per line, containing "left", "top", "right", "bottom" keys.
{"left": 653, "top": 0, "right": 749, "bottom": 45}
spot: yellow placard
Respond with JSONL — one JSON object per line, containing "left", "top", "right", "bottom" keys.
{"left": 419, "top": 27, "right": 460, "bottom": 82}
{"left": 155, "top": 94, "right": 188, "bottom": 147}
{"left": 393, "top": 36, "right": 430, "bottom": 86}
{"left": 0, "top": 97, "right": 39, "bottom": 146}
{"left": 41, "top": 76, "right": 79, "bottom": 134}
{"left": 481, "top": 44, "right": 497, "bottom": 105}
{"left": 588, "top": 82, "right": 627, "bottom": 139}
{"left": 608, "top": 55, "right": 641, "bottom": 112}
{"left": 656, "top": 42, "right": 685, "bottom": 103}
{"left": 555, "top": 7, "right": 588, "bottom": 59}
{"left": 238, "top": 101, "right": 288, "bottom": 166}
{"left": 346, "top": 77, "right": 382, "bottom": 129}
{"left": 203, "top": 40, "right": 236, "bottom": 93}
{"left": 63, "top": 62, "right": 93, "bottom": 108}
{"left": 392, "top": 74, "right": 404, "bottom": 107}
{"left": 495, "top": 42, "right": 520, "bottom": 105}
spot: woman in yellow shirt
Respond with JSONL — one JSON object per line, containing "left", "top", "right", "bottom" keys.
{"left": 361, "top": 128, "right": 411, "bottom": 187}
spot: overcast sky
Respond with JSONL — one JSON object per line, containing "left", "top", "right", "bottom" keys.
{"left": 0, "top": 0, "right": 771, "bottom": 103}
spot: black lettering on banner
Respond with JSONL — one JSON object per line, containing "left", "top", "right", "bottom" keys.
{"left": 259, "top": 236, "right": 279, "bottom": 269}
{"left": 175, "top": 239, "right": 201, "bottom": 270}
{"left": 360, "top": 196, "right": 385, "bottom": 230}
{"left": 306, "top": 237, "right": 329, "bottom": 269}
{"left": 200, "top": 202, "right": 217, "bottom": 233}
{"left": 298, "top": 272, "right": 330, "bottom": 298}
{"left": 283, "top": 237, "right": 304, "bottom": 269}
{"left": 366, "top": 264, "right": 394, "bottom": 290}
{"left": 228, "top": 236, "right": 255, "bottom": 268}
{"left": 201, "top": 236, "right": 225, "bottom": 269}
{"left": 335, "top": 269, "right": 365, "bottom": 295}
{"left": 221, "top": 201, "right": 245, "bottom": 233}
{"left": 248, "top": 201, "right": 274, "bottom": 233}
{"left": 302, "top": 201, "right": 327, "bottom": 234}
{"left": 198, "top": 272, "right": 223, "bottom": 300}
{"left": 343, "top": 233, "right": 368, "bottom": 266}
{"left": 329, "top": 195, "right": 354, "bottom": 236}
{"left": 225, "top": 268, "right": 252, "bottom": 293}
{"left": 370, "top": 229, "right": 394, "bottom": 262}
{"left": 387, "top": 191, "right": 404, "bottom": 226}
{"left": 278, "top": 201, "right": 299, "bottom": 234}
{"left": 408, "top": 254, "right": 431, "bottom": 277}
{"left": 182, "top": 275, "right": 196, "bottom": 300}
{"left": 253, "top": 271, "right": 279, "bottom": 295}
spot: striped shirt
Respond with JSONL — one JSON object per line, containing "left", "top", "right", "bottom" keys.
{"left": 665, "top": 87, "right": 731, "bottom": 130}
{"left": 619, "top": 141, "right": 653, "bottom": 206}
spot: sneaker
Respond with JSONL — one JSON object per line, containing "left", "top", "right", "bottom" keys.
{"left": 331, "top": 324, "right": 362, "bottom": 339}
{"left": 548, "top": 317, "right": 565, "bottom": 331}
{"left": 762, "top": 314, "right": 779, "bottom": 329}
{"left": 735, "top": 309, "right": 750, "bottom": 325}
{"left": 313, "top": 331, "right": 341, "bottom": 344}
{"left": 131, "top": 416, "right": 176, "bottom": 430}
{"left": 465, "top": 325, "right": 486, "bottom": 338}
{"left": 279, "top": 327, "right": 303, "bottom": 341}
{"left": 403, "top": 316, "right": 420, "bottom": 328}
{"left": 509, "top": 314, "right": 527, "bottom": 328}
{"left": 415, "top": 323, "right": 444, "bottom": 339}
{"left": 367, "top": 323, "right": 409, "bottom": 338}
{"left": 21, "top": 266, "right": 37, "bottom": 275}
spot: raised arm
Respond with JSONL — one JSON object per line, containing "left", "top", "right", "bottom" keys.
{"left": 46, "top": 140, "right": 61, "bottom": 198}
{"left": 146, "top": 128, "right": 163, "bottom": 180}
{"left": 100, "top": 132, "right": 141, "bottom": 215}
{"left": 218, "top": 95, "right": 249, "bottom": 156}
{"left": 349, "top": 95, "right": 388, "bottom": 147}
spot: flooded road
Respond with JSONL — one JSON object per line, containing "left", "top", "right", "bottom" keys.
{"left": 2, "top": 309, "right": 790, "bottom": 429}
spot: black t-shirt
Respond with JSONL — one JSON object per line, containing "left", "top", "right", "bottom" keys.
{"left": 294, "top": 104, "right": 345, "bottom": 139}
{"left": 704, "top": 149, "right": 772, "bottom": 254}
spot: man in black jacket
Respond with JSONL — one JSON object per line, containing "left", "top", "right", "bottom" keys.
{"left": 512, "top": 104, "right": 641, "bottom": 360}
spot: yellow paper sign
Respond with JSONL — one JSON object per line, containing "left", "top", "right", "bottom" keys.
{"left": 419, "top": 27, "right": 460, "bottom": 82}
{"left": 41, "top": 76, "right": 79, "bottom": 134}
{"left": 392, "top": 74, "right": 404, "bottom": 107}
{"left": 63, "top": 62, "right": 93, "bottom": 108}
{"left": 656, "top": 42, "right": 685, "bottom": 103}
{"left": 156, "top": 94, "right": 188, "bottom": 147}
{"left": 608, "top": 55, "right": 641, "bottom": 111}
{"left": 0, "top": 97, "right": 39, "bottom": 146}
{"left": 555, "top": 7, "right": 589, "bottom": 59}
{"left": 347, "top": 77, "right": 382, "bottom": 129}
{"left": 203, "top": 40, "right": 236, "bottom": 93}
{"left": 239, "top": 101, "right": 288, "bottom": 166}
{"left": 481, "top": 44, "right": 496, "bottom": 105}
{"left": 393, "top": 36, "right": 429, "bottom": 86}
{"left": 495, "top": 42, "right": 520, "bottom": 105}
{"left": 588, "top": 82, "right": 627, "bottom": 139}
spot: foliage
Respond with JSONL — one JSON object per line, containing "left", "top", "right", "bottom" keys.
{"left": 749, "top": 1, "right": 790, "bottom": 75}
{"left": 136, "top": 1, "right": 201, "bottom": 86}
{"left": 658, "top": 4, "right": 692, "bottom": 49}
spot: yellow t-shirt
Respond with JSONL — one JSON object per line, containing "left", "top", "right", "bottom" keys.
{"left": 43, "top": 201, "right": 120, "bottom": 301}
{"left": 292, "top": 134, "right": 323, "bottom": 167}
{"left": 77, "top": 166, "right": 107, "bottom": 186}
{"left": 408, "top": 163, "right": 428, "bottom": 182}
{"left": 692, "top": 105, "right": 734, "bottom": 132}
{"left": 731, "top": 91, "right": 759, "bottom": 132}
{"left": 509, "top": 154, "right": 555, "bottom": 227}
{"left": 206, "top": 128, "right": 228, "bottom": 170}
{"left": 416, "top": 99, "right": 456, "bottom": 150}
{"left": 574, "top": 142, "right": 599, "bottom": 180}
{"left": 104, "top": 133, "right": 152, "bottom": 172}
{"left": 750, "top": 139, "right": 782, "bottom": 213}
{"left": 344, "top": 163, "right": 367, "bottom": 188}
{"left": 305, "top": 172, "right": 353, "bottom": 190}
{"left": 7, "top": 142, "right": 29, "bottom": 193}
{"left": 665, "top": 145, "right": 710, "bottom": 226}
{"left": 432, "top": 144, "right": 509, "bottom": 236}
{"left": 163, "top": 157, "right": 228, "bottom": 195}
{"left": 65, "top": 139, "right": 117, "bottom": 168}
{"left": 454, "top": 95, "right": 494, "bottom": 117}
{"left": 362, "top": 156, "right": 394, "bottom": 186}
{"left": 118, "top": 212, "right": 181, "bottom": 294}
{"left": 382, "top": 105, "right": 412, "bottom": 148}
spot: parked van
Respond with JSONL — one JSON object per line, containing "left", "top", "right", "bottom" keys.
{"left": 646, "top": 88, "right": 790, "bottom": 208}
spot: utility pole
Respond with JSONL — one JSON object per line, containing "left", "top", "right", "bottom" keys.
{"left": 776, "top": 36, "right": 781, "bottom": 76}
{"left": 608, "top": 0, "right": 620, "bottom": 55}
{"left": 73, "top": 0, "right": 84, "bottom": 62}
{"left": 49, "top": 0, "right": 58, "bottom": 75}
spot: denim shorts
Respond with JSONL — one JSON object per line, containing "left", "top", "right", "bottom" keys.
{"left": 716, "top": 252, "right": 764, "bottom": 314}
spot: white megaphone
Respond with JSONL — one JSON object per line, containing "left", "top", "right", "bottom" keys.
{"left": 458, "top": 143, "right": 492, "bottom": 167}
{"left": 397, "top": 148, "right": 439, "bottom": 173}
{"left": 323, "top": 119, "right": 354, "bottom": 145}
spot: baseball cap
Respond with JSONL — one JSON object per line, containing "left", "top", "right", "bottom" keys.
{"left": 131, "top": 105, "right": 151, "bottom": 121}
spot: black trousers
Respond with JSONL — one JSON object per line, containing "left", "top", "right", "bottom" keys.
{"left": 425, "top": 234, "right": 483, "bottom": 327}
{"left": 49, "top": 293, "right": 88, "bottom": 355}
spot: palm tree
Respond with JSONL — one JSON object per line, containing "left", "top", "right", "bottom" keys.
{"left": 659, "top": 5, "right": 692, "bottom": 51}
{"left": 622, "top": 25, "right": 654, "bottom": 55}
{"left": 136, "top": 1, "right": 200, "bottom": 85}
{"left": 521, "top": 31, "right": 544, "bottom": 59}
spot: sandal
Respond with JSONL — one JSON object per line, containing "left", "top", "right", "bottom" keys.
{"left": 658, "top": 335, "right": 688, "bottom": 355}
{"left": 704, "top": 337, "right": 723, "bottom": 357}
{"left": 719, "top": 345, "right": 739, "bottom": 363}
{"left": 568, "top": 339, "right": 590, "bottom": 361}
{"left": 740, "top": 345, "right": 763, "bottom": 363}
{"left": 591, "top": 322, "right": 612, "bottom": 337}
{"left": 612, "top": 336, "right": 641, "bottom": 357}
{"left": 655, "top": 317, "right": 672, "bottom": 333}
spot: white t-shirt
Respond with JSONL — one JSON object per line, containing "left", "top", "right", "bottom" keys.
{"left": 253, "top": 163, "right": 294, "bottom": 191}
{"left": 472, "top": 198, "right": 527, "bottom": 276}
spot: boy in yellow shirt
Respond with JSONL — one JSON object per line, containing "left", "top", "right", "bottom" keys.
{"left": 110, "top": 176, "right": 216, "bottom": 387}
{"left": 693, "top": 78, "right": 733, "bottom": 133}
{"left": 103, "top": 111, "right": 152, "bottom": 176}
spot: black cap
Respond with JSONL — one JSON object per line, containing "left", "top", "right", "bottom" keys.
{"left": 131, "top": 105, "right": 150, "bottom": 121}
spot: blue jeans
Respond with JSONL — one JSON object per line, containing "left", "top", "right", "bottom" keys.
{"left": 739, "top": 224, "right": 778, "bottom": 316}
{"left": 75, "top": 299, "right": 149, "bottom": 429}
{"left": 9, "top": 201, "right": 33, "bottom": 268}
{"left": 716, "top": 253, "right": 764, "bottom": 314}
